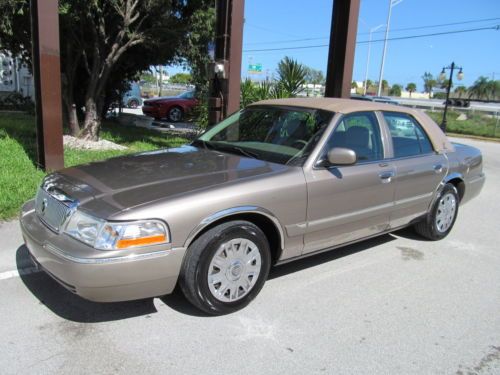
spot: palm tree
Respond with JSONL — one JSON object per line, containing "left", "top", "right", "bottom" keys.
{"left": 487, "top": 80, "right": 500, "bottom": 100}
{"left": 421, "top": 72, "right": 436, "bottom": 98}
{"left": 405, "top": 83, "right": 417, "bottom": 97}
{"left": 468, "top": 76, "right": 490, "bottom": 100}
{"left": 454, "top": 86, "right": 467, "bottom": 98}
{"left": 240, "top": 78, "right": 256, "bottom": 108}
{"left": 381, "top": 79, "right": 389, "bottom": 95}
{"left": 276, "top": 56, "right": 307, "bottom": 96}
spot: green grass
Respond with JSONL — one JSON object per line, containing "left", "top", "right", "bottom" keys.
{"left": 0, "top": 112, "right": 188, "bottom": 221}
{"left": 426, "top": 110, "right": 500, "bottom": 138}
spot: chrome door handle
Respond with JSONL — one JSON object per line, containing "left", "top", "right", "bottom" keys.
{"left": 379, "top": 171, "right": 395, "bottom": 183}
{"left": 433, "top": 164, "right": 443, "bottom": 173}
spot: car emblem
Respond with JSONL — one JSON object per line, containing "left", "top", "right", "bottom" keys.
{"left": 41, "top": 198, "right": 48, "bottom": 215}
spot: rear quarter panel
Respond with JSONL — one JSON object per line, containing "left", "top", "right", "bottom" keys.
{"left": 446, "top": 142, "right": 485, "bottom": 204}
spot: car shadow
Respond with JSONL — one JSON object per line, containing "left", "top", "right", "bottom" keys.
{"left": 269, "top": 233, "right": 396, "bottom": 280}
{"left": 17, "top": 232, "right": 405, "bottom": 320}
{"left": 391, "top": 226, "right": 432, "bottom": 241}
{"left": 16, "top": 245, "right": 157, "bottom": 323}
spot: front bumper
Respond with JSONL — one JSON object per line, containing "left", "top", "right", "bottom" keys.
{"left": 20, "top": 200, "right": 185, "bottom": 302}
{"left": 142, "top": 106, "right": 161, "bottom": 118}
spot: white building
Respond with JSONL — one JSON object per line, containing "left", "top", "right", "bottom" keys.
{"left": 0, "top": 52, "right": 35, "bottom": 98}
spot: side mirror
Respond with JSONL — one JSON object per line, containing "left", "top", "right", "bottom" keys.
{"left": 327, "top": 147, "right": 357, "bottom": 166}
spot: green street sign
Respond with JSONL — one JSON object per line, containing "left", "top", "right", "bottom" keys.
{"left": 248, "top": 63, "right": 262, "bottom": 74}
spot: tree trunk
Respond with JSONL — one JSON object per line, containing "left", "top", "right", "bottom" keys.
{"left": 63, "top": 101, "right": 80, "bottom": 136}
{"left": 79, "top": 97, "right": 101, "bottom": 141}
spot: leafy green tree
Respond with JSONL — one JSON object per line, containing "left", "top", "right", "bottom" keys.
{"left": 421, "top": 72, "right": 436, "bottom": 97}
{"left": 0, "top": 0, "right": 212, "bottom": 140}
{"left": 389, "top": 84, "right": 402, "bottom": 97}
{"left": 276, "top": 56, "right": 307, "bottom": 96}
{"left": 405, "top": 82, "right": 417, "bottom": 97}
{"left": 304, "top": 66, "right": 325, "bottom": 85}
{"left": 169, "top": 73, "right": 192, "bottom": 85}
{"left": 351, "top": 81, "right": 358, "bottom": 89}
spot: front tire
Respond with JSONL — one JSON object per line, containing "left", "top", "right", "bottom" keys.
{"left": 168, "top": 106, "right": 183, "bottom": 122}
{"left": 414, "top": 183, "right": 459, "bottom": 240}
{"left": 179, "top": 220, "right": 271, "bottom": 315}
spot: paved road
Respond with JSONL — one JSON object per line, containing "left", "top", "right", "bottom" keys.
{"left": 1, "top": 138, "right": 499, "bottom": 375}
{"left": 397, "top": 98, "right": 500, "bottom": 113}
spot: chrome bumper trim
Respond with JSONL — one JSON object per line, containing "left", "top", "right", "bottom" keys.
{"left": 41, "top": 243, "right": 179, "bottom": 265}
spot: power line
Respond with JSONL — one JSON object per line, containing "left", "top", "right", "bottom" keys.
{"left": 243, "top": 25, "right": 500, "bottom": 53}
{"left": 243, "top": 16, "right": 500, "bottom": 46}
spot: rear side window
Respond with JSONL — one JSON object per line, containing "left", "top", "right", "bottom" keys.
{"left": 383, "top": 112, "right": 434, "bottom": 158}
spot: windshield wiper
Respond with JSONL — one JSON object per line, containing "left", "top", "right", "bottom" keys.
{"left": 191, "top": 139, "right": 214, "bottom": 150}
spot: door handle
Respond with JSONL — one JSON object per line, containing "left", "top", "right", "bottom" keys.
{"left": 379, "top": 170, "right": 395, "bottom": 183}
{"left": 433, "top": 164, "right": 443, "bottom": 173}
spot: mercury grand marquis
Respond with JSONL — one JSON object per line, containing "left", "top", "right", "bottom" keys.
{"left": 20, "top": 98, "right": 485, "bottom": 315}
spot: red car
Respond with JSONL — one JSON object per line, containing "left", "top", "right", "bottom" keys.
{"left": 142, "top": 91, "right": 198, "bottom": 122}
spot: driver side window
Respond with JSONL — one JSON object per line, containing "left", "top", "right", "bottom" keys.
{"left": 325, "top": 112, "right": 384, "bottom": 162}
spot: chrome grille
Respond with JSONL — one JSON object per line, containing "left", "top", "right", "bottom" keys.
{"left": 35, "top": 188, "right": 71, "bottom": 232}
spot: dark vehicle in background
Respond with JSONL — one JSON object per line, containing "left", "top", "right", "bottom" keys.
{"left": 142, "top": 91, "right": 198, "bottom": 122}
{"left": 372, "top": 96, "right": 399, "bottom": 105}
{"left": 351, "top": 94, "right": 399, "bottom": 105}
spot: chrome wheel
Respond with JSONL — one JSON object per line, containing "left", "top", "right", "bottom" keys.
{"left": 207, "top": 238, "right": 262, "bottom": 302}
{"left": 435, "top": 192, "right": 457, "bottom": 233}
{"left": 168, "top": 107, "right": 182, "bottom": 122}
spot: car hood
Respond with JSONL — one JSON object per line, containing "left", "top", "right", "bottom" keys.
{"left": 50, "top": 145, "right": 289, "bottom": 218}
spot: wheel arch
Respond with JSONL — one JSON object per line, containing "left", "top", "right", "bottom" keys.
{"left": 443, "top": 173, "right": 465, "bottom": 201}
{"left": 184, "top": 206, "right": 285, "bottom": 264}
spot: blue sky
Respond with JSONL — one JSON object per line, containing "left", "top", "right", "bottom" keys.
{"left": 170, "top": 0, "right": 500, "bottom": 91}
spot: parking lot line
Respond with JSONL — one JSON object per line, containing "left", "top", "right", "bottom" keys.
{"left": 0, "top": 267, "right": 40, "bottom": 281}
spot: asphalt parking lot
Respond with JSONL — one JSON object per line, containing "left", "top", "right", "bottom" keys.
{"left": 0, "top": 137, "right": 499, "bottom": 375}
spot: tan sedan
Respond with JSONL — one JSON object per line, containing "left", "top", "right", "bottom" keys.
{"left": 20, "top": 98, "right": 485, "bottom": 315}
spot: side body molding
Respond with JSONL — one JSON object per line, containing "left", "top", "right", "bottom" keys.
{"left": 183, "top": 206, "right": 286, "bottom": 250}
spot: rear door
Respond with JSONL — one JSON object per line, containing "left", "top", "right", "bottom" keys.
{"left": 380, "top": 111, "right": 447, "bottom": 228}
{"left": 303, "top": 111, "right": 396, "bottom": 254}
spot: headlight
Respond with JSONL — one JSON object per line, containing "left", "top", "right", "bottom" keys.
{"left": 64, "top": 211, "right": 169, "bottom": 250}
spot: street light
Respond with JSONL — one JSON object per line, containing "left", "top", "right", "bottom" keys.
{"left": 377, "top": 0, "right": 403, "bottom": 97}
{"left": 440, "top": 62, "right": 464, "bottom": 132}
{"left": 363, "top": 24, "right": 385, "bottom": 95}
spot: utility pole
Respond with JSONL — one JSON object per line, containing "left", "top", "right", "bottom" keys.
{"left": 363, "top": 24, "right": 384, "bottom": 95}
{"left": 377, "top": 0, "right": 403, "bottom": 97}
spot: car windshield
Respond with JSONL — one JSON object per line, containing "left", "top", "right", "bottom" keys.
{"left": 194, "top": 106, "right": 334, "bottom": 166}
{"left": 179, "top": 91, "right": 194, "bottom": 99}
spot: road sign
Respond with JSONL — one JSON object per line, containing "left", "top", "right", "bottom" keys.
{"left": 248, "top": 63, "right": 263, "bottom": 74}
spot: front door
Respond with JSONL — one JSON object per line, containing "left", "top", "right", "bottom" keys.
{"left": 303, "top": 111, "right": 395, "bottom": 254}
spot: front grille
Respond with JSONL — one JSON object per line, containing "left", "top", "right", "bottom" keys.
{"left": 35, "top": 188, "right": 72, "bottom": 232}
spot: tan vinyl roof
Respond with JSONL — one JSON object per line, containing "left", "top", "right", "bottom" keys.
{"left": 249, "top": 98, "right": 454, "bottom": 153}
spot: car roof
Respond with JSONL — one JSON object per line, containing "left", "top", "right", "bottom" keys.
{"left": 249, "top": 97, "right": 454, "bottom": 153}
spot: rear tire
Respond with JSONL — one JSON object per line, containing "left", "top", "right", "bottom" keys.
{"left": 128, "top": 99, "right": 139, "bottom": 108}
{"left": 179, "top": 220, "right": 271, "bottom": 315}
{"left": 414, "top": 183, "right": 459, "bottom": 240}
